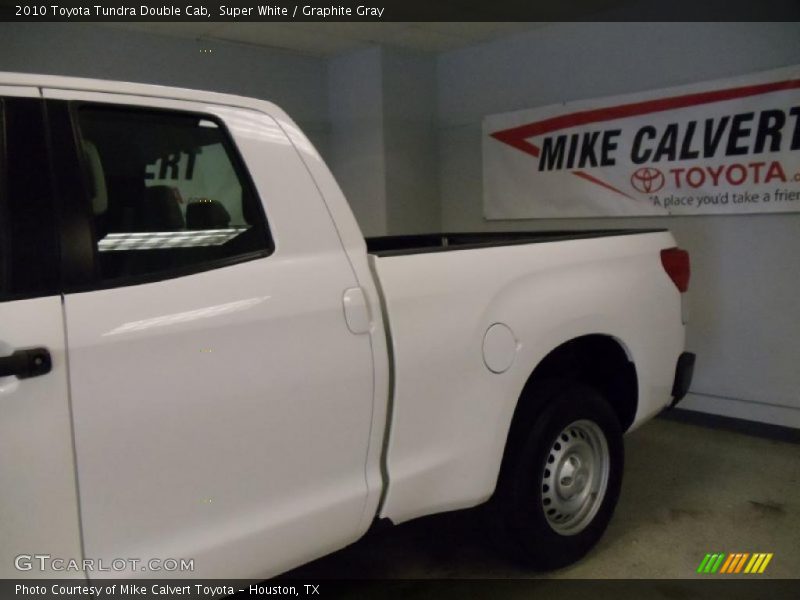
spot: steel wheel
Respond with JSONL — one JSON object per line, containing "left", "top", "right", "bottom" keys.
{"left": 540, "top": 419, "right": 610, "bottom": 536}
{"left": 487, "top": 380, "right": 623, "bottom": 569}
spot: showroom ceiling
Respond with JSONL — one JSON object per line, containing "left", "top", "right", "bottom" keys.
{"left": 103, "top": 22, "right": 554, "bottom": 56}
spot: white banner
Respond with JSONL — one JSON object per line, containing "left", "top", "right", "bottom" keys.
{"left": 483, "top": 66, "right": 800, "bottom": 218}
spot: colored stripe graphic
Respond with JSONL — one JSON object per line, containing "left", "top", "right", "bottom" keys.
{"left": 719, "top": 554, "right": 736, "bottom": 573}
{"left": 720, "top": 553, "right": 736, "bottom": 573}
{"left": 745, "top": 554, "right": 760, "bottom": 573}
{"left": 711, "top": 553, "right": 726, "bottom": 573}
{"left": 697, "top": 554, "right": 712, "bottom": 573}
{"left": 698, "top": 553, "right": 726, "bottom": 573}
{"left": 758, "top": 553, "right": 773, "bottom": 573}
{"left": 706, "top": 552, "right": 774, "bottom": 574}
{"left": 734, "top": 553, "right": 749, "bottom": 573}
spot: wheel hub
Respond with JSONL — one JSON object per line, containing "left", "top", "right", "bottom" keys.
{"left": 557, "top": 453, "right": 590, "bottom": 497}
{"left": 540, "top": 420, "right": 610, "bottom": 535}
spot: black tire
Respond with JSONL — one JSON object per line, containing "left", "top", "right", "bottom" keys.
{"left": 487, "top": 379, "right": 624, "bottom": 570}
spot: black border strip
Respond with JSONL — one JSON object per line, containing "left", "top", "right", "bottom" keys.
{"left": 2, "top": 0, "right": 800, "bottom": 22}
{"left": 3, "top": 579, "right": 800, "bottom": 599}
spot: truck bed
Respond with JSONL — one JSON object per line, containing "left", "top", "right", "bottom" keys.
{"left": 368, "top": 226, "right": 684, "bottom": 524}
{"left": 366, "top": 229, "right": 667, "bottom": 257}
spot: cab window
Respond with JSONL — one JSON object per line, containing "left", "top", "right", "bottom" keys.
{"left": 74, "top": 105, "right": 272, "bottom": 284}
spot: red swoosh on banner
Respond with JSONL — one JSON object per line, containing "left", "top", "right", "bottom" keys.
{"left": 490, "top": 78, "right": 800, "bottom": 199}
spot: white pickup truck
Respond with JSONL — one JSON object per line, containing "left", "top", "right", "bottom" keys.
{"left": 0, "top": 73, "right": 695, "bottom": 580}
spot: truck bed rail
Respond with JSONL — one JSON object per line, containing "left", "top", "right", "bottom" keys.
{"left": 366, "top": 229, "right": 667, "bottom": 257}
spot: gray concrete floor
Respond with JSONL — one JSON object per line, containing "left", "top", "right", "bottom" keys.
{"left": 288, "top": 415, "right": 799, "bottom": 579}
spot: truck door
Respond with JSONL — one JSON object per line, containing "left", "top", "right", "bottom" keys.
{"left": 0, "top": 89, "right": 83, "bottom": 578}
{"left": 44, "top": 89, "right": 375, "bottom": 579}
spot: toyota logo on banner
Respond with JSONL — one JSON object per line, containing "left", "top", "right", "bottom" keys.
{"left": 630, "top": 168, "right": 665, "bottom": 193}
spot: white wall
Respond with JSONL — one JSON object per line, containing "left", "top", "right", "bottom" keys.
{"left": 437, "top": 22, "right": 800, "bottom": 427}
{"left": 0, "top": 23, "right": 329, "bottom": 153}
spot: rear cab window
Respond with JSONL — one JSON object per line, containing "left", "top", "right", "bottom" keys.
{"left": 70, "top": 104, "right": 273, "bottom": 286}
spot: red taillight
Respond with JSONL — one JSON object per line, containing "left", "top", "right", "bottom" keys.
{"left": 660, "top": 248, "right": 690, "bottom": 292}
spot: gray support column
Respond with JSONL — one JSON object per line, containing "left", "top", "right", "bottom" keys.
{"left": 382, "top": 48, "right": 440, "bottom": 235}
{"left": 327, "top": 46, "right": 441, "bottom": 237}
{"left": 327, "top": 47, "right": 388, "bottom": 237}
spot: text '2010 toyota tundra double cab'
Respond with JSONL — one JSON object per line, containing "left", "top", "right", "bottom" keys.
{"left": 0, "top": 73, "right": 695, "bottom": 580}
